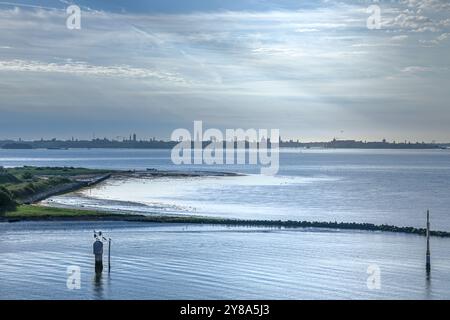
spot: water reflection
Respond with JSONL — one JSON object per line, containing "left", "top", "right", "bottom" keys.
{"left": 425, "top": 272, "right": 432, "bottom": 299}
{"left": 93, "top": 269, "right": 104, "bottom": 299}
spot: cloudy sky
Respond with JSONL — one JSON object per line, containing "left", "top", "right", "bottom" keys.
{"left": 0, "top": 0, "right": 449, "bottom": 141}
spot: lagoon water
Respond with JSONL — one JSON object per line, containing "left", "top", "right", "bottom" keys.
{"left": 3, "top": 148, "right": 450, "bottom": 229}
{"left": 1, "top": 221, "right": 450, "bottom": 299}
{"left": 1, "top": 148, "right": 450, "bottom": 299}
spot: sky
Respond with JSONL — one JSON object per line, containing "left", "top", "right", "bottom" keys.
{"left": 0, "top": 0, "right": 449, "bottom": 142}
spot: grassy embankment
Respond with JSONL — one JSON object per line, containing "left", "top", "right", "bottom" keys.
{"left": 0, "top": 166, "right": 113, "bottom": 213}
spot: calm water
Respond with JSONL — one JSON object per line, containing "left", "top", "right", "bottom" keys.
{"left": 1, "top": 221, "right": 450, "bottom": 300}
{"left": 1, "top": 148, "right": 450, "bottom": 299}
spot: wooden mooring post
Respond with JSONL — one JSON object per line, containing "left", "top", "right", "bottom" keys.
{"left": 93, "top": 235, "right": 103, "bottom": 274}
{"left": 93, "top": 231, "right": 111, "bottom": 273}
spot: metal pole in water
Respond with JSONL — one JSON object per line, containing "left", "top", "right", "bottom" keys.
{"left": 426, "top": 210, "right": 431, "bottom": 275}
{"left": 108, "top": 238, "right": 111, "bottom": 272}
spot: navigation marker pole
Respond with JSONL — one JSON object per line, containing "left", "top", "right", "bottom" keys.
{"left": 426, "top": 210, "right": 431, "bottom": 276}
{"left": 108, "top": 238, "right": 111, "bottom": 273}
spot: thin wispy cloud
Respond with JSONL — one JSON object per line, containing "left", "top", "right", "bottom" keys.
{"left": 0, "top": 59, "right": 188, "bottom": 83}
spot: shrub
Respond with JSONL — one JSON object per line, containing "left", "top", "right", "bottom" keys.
{"left": 0, "top": 187, "right": 16, "bottom": 213}
{"left": 0, "top": 186, "right": 12, "bottom": 197}
{"left": 24, "top": 183, "right": 36, "bottom": 193}
{"left": 22, "top": 172, "right": 34, "bottom": 180}
{"left": 0, "top": 173, "right": 17, "bottom": 183}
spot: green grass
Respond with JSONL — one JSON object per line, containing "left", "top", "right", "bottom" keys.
{"left": 4, "top": 205, "right": 114, "bottom": 218}
{"left": 2, "top": 205, "right": 218, "bottom": 221}
{"left": 4, "top": 166, "right": 112, "bottom": 178}
{"left": 6, "top": 177, "right": 71, "bottom": 199}
{"left": 3, "top": 205, "right": 207, "bottom": 220}
{"left": 0, "top": 172, "right": 20, "bottom": 184}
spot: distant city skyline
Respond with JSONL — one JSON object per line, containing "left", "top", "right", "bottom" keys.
{"left": 0, "top": 133, "right": 447, "bottom": 144}
{"left": 1, "top": 1, "right": 449, "bottom": 141}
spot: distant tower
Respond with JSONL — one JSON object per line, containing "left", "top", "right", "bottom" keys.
{"left": 133, "top": 133, "right": 137, "bottom": 142}
{"left": 426, "top": 210, "right": 431, "bottom": 275}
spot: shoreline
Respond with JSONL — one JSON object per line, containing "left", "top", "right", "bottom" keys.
{"left": 1, "top": 167, "right": 241, "bottom": 206}
{"left": 21, "top": 173, "right": 111, "bottom": 204}
{"left": 2, "top": 167, "right": 448, "bottom": 239}
{"left": 2, "top": 205, "right": 450, "bottom": 238}
{"left": 23, "top": 169, "right": 241, "bottom": 205}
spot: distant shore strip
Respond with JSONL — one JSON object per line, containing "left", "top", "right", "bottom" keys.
{"left": 3, "top": 209, "right": 450, "bottom": 238}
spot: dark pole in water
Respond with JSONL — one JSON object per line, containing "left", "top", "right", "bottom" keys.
{"left": 426, "top": 210, "right": 431, "bottom": 275}
{"left": 108, "top": 238, "right": 111, "bottom": 273}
